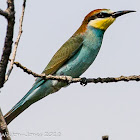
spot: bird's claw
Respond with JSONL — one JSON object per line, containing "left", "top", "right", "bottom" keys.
{"left": 80, "top": 77, "right": 87, "bottom": 86}
{"left": 65, "top": 76, "right": 73, "bottom": 84}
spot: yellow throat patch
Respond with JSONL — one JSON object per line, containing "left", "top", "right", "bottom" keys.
{"left": 88, "top": 17, "right": 116, "bottom": 30}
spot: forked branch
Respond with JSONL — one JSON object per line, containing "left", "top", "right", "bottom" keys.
{"left": 5, "top": 0, "right": 26, "bottom": 82}
{"left": 0, "top": 0, "right": 15, "bottom": 88}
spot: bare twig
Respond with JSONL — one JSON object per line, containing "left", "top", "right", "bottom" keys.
{"left": 0, "top": 9, "right": 8, "bottom": 18}
{"left": 0, "top": 108, "right": 11, "bottom": 140}
{"left": 11, "top": 60, "right": 140, "bottom": 85}
{"left": 102, "top": 135, "right": 109, "bottom": 140}
{"left": 0, "top": 0, "right": 15, "bottom": 88}
{"left": 5, "top": 0, "right": 26, "bottom": 83}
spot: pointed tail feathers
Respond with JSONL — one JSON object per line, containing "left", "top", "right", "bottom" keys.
{"left": 4, "top": 100, "right": 30, "bottom": 125}
{"left": 4, "top": 86, "right": 35, "bottom": 125}
{"left": 4, "top": 79, "right": 45, "bottom": 125}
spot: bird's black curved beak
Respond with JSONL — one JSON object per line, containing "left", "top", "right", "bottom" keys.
{"left": 112, "top": 10, "right": 136, "bottom": 18}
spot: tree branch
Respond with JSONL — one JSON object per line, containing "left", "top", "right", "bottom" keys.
{"left": 0, "top": 108, "right": 11, "bottom": 140}
{"left": 5, "top": 0, "right": 26, "bottom": 83}
{"left": 0, "top": 9, "right": 8, "bottom": 18}
{"left": 0, "top": 0, "right": 15, "bottom": 88}
{"left": 11, "top": 60, "right": 140, "bottom": 85}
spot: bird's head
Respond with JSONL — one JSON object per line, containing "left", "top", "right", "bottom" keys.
{"left": 76, "top": 9, "right": 135, "bottom": 34}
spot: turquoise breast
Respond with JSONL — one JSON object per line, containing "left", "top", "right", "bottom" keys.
{"left": 56, "top": 26, "right": 105, "bottom": 77}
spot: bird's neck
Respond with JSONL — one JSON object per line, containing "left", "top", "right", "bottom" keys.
{"left": 74, "top": 22, "right": 105, "bottom": 37}
{"left": 83, "top": 26, "right": 105, "bottom": 48}
{"left": 87, "top": 26, "right": 105, "bottom": 37}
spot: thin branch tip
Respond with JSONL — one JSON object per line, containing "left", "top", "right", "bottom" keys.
{"left": 102, "top": 135, "right": 109, "bottom": 140}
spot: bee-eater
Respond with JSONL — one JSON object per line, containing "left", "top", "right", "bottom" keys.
{"left": 4, "top": 9, "right": 135, "bottom": 125}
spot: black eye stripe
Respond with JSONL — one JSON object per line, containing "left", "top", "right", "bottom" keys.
{"left": 88, "top": 15, "right": 98, "bottom": 22}
{"left": 88, "top": 12, "right": 112, "bottom": 22}
{"left": 97, "top": 12, "right": 111, "bottom": 18}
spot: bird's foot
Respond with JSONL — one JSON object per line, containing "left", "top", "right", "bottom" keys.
{"left": 65, "top": 76, "right": 73, "bottom": 84}
{"left": 80, "top": 77, "right": 87, "bottom": 86}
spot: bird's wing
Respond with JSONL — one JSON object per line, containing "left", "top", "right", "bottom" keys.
{"left": 43, "top": 34, "right": 83, "bottom": 75}
{"left": 33, "top": 34, "right": 83, "bottom": 86}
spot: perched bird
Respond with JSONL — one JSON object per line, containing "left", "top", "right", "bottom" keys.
{"left": 4, "top": 9, "right": 135, "bottom": 125}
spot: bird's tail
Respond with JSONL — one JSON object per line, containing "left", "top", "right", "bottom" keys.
{"left": 4, "top": 79, "right": 45, "bottom": 125}
{"left": 4, "top": 98, "right": 30, "bottom": 125}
